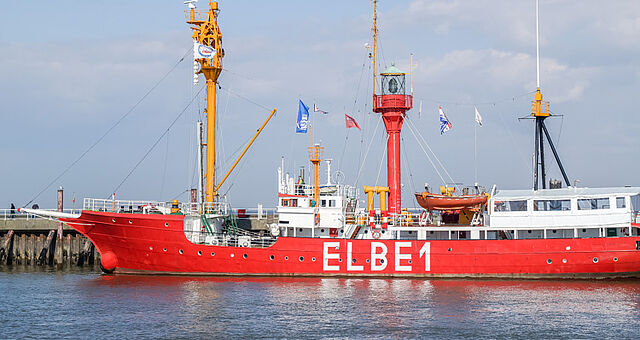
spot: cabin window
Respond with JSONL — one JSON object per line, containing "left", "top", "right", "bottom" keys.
{"left": 616, "top": 197, "right": 626, "bottom": 209}
{"left": 321, "top": 200, "right": 327, "bottom": 207}
{"left": 494, "top": 200, "right": 527, "bottom": 212}
{"left": 577, "top": 198, "right": 609, "bottom": 210}
{"left": 329, "top": 200, "right": 336, "bottom": 207}
{"left": 534, "top": 199, "right": 570, "bottom": 211}
{"left": 291, "top": 199, "right": 298, "bottom": 207}
{"left": 282, "top": 199, "right": 289, "bottom": 207}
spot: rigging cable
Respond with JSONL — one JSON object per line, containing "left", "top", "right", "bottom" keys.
{"left": 401, "top": 135, "right": 418, "bottom": 209}
{"left": 404, "top": 118, "right": 447, "bottom": 185}
{"left": 374, "top": 135, "right": 389, "bottom": 187}
{"left": 338, "top": 53, "right": 368, "bottom": 172}
{"left": 405, "top": 116, "right": 455, "bottom": 184}
{"left": 353, "top": 117, "right": 382, "bottom": 187}
{"left": 22, "top": 46, "right": 192, "bottom": 208}
{"left": 110, "top": 84, "right": 206, "bottom": 196}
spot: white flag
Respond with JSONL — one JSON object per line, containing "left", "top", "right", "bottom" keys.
{"left": 313, "top": 103, "right": 328, "bottom": 114}
{"left": 474, "top": 106, "right": 483, "bottom": 127}
{"left": 194, "top": 40, "right": 216, "bottom": 60}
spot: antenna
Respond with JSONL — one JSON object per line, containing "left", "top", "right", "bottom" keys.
{"left": 184, "top": 0, "right": 198, "bottom": 9}
{"left": 536, "top": 0, "right": 540, "bottom": 88}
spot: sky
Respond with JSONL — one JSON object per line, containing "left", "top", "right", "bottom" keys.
{"left": 1, "top": 0, "right": 639, "bottom": 210}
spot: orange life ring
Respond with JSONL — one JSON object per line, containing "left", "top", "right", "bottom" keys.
{"left": 372, "top": 230, "right": 381, "bottom": 239}
{"left": 314, "top": 213, "right": 320, "bottom": 225}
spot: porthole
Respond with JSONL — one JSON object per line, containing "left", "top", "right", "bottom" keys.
{"left": 312, "top": 257, "right": 316, "bottom": 262}
{"left": 111, "top": 218, "right": 116, "bottom": 223}
{"left": 430, "top": 231, "right": 434, "bottom": 234}
{"left": 129, "top": 220, "right": 133, "bottom": 224}
{"left": 321, "top": 229, "right": 325, "bottom": 233}
{"left": 527, "top": 230, "right": 532, "bottom": 234}
{"left": 447, "top": 248, "right": 452, "bottom": 252}
{"left": 230, "top": 253, "right": 235, "bottom": 258}
{"left": 299, "top": 256, "right": 304, "bottom": 262}
{"left": 364, "top": 230, "right": 368, "bottom": 234}
{"left": 149, "top": 246, "right": 153, "bottom": 250}
{"left": 408, "top": 260, "right": 412, "bottom": 264}
{"left": 339, "top": 230, "right": 343, "bottom": 234}
{"left": 381, "top": 230, "right": 386, "bottom": 234}
{"left": 179, "top": 249, "right": 183, "bottom": 254}
{"left": 562, "top": 259, "right": 567, "bottom": 263}
{"left": 211, "top": 252, "right": 215, "bottom": 256}
{"left": 552, "top": 230, "right": 557, "bottom": 234}
{"left": 299, "top": 228, "right": 303, "bottom": 232}
{"left": 613, "top": 257, "right": 618, "bottom": 262}
{"left": 380, "top": 259, "right": 385, "bottom": 264}
{"left": 352, "top": 258, "right": 357, "bottom": 264}
{"left": 582, "top": 229, "right": 587, "bottom": 233}
{"left": 339, "top": 258, "right": 343, "bottom": 262}
{"left": 408, "top": 231, "right": 413, "bottom": 234}
{"left": 243, "top": 254, "right": 248, "bottom": 259}
{"left": 593, "top": 257, "right": 599, "bottom": 263}
{"left": 366, "top": 259, "right": 370, "bottom": 263}
{"left": 197, "top": 251, "right": 202, "bottom": 256}
{"left": 163, "top": 248, "right": 167, "bottom": 252}
{"left": 547, "top": 259, "right": 552, "bottom": 264}
{"left": 164, "top": 222, "right": 169, "bottom": 227}
{"left": 269, "top": 255, "right": 274, "bottom": 260}
{"left": 285, "top": 256, "right": 289, "bottom": 260}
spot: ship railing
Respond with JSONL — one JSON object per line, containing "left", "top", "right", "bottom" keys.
{"left": 1, "top": 208, "right": 82, "bottom": 221}
{"left": 185, "top": 10, "right": 209, "bottom": 23}
{"left": 233, "top": 207, "right": 277, "bottom": 220}
{"left": 191, "top": 231, "right": 278, "bottom": 248}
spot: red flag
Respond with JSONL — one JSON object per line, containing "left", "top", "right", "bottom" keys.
{"left": 344, "top": 113, "right": 361, "bottom": 130}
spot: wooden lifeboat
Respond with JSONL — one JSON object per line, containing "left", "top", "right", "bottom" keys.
{"left": 415, "top": 192, "right": 487, "bottom": 211}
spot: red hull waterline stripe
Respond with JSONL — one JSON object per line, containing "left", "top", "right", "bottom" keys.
{"left": 62, "top": 211, "right": 640, "bottom": 279}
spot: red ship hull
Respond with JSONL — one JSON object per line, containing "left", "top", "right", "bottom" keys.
{"left": 62, "top": 211, "right": 640, "bottom": 278}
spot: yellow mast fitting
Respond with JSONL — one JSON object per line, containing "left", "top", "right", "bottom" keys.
{"left": 410, "top": 53, "right": 414, "bottom": 95}
{"left": 187, "top": 1, "right": 224, "bottom": 206}
{"left": 215, "top": 108, "right": 278, "bottom": 194}
{"left": 531, "top": 88, "right": 550, "bottom": 117}
{"left": 308, "top": 144, "right": 324, "bottom": 205}
{"left": 363, "top": 186, "right": 390, "bottom": 211}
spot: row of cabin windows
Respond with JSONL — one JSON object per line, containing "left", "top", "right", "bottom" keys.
{"left": 495, "top": 197, "right": 626, "bottom": 212}
{"left": 321, "top": 199, "right": 336, "bottom": 207}
{"left": 281, "top": 198, "right": 336, "bottom": 207}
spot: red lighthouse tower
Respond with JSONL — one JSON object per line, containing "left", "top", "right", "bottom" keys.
{"left": 373, "top": 64, "right": 413, "bottom": 215}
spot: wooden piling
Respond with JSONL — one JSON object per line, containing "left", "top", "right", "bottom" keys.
{"left": 0, "top": 230, "right": 14, "bottom": 265}
{"left": 17, "top": 234, "right": 25, "bottom": 265}
{"left": 65, "top": 234, "right": 71, "bottom": 266}
{"left": 38, "top": 230, "right": 55, "bottom": 265}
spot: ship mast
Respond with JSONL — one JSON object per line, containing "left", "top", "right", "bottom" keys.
{"left": 187, "top": 1, "right": 224, "bottom": 206}
{"left": 530, "top": 0, "right": 570, "bottom": 190}
{"left": 372, "top": 0, "right": 378, "bottom": 95}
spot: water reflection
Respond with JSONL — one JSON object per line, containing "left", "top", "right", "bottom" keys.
{"left": 2, "top": 268, "right": 640, "bottom": 339}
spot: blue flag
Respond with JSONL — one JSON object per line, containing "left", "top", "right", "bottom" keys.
{"left": 296, "top": 100, "right": 310, "bottom": 133}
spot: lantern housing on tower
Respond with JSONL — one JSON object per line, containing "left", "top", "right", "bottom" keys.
{"left": 380, "top": 64, "right": 406, "bottom": 95}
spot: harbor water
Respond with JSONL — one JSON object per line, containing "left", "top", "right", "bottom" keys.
{"left": 1, "top": 267, "right": 639, "bottom": 339}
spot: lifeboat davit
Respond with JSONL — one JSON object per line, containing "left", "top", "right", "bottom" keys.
{"left": 415, "top": 192, "right": 487, "bottom": 211}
